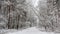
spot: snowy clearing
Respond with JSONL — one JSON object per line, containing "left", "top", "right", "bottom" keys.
{"left": 6, "top": 27, "right": 55, "bottom": 34}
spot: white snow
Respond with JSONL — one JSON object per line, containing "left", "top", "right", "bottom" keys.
{"left": 6, "top": 27, "right": 55, "bottom": 34}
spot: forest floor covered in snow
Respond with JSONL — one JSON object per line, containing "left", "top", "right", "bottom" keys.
{"left": 0, "top": 27, "right": 59, "bottom": 34}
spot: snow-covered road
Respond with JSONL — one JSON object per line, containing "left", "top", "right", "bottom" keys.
{"left": 5, "top": 27, "right": 55, "bottom": 34}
